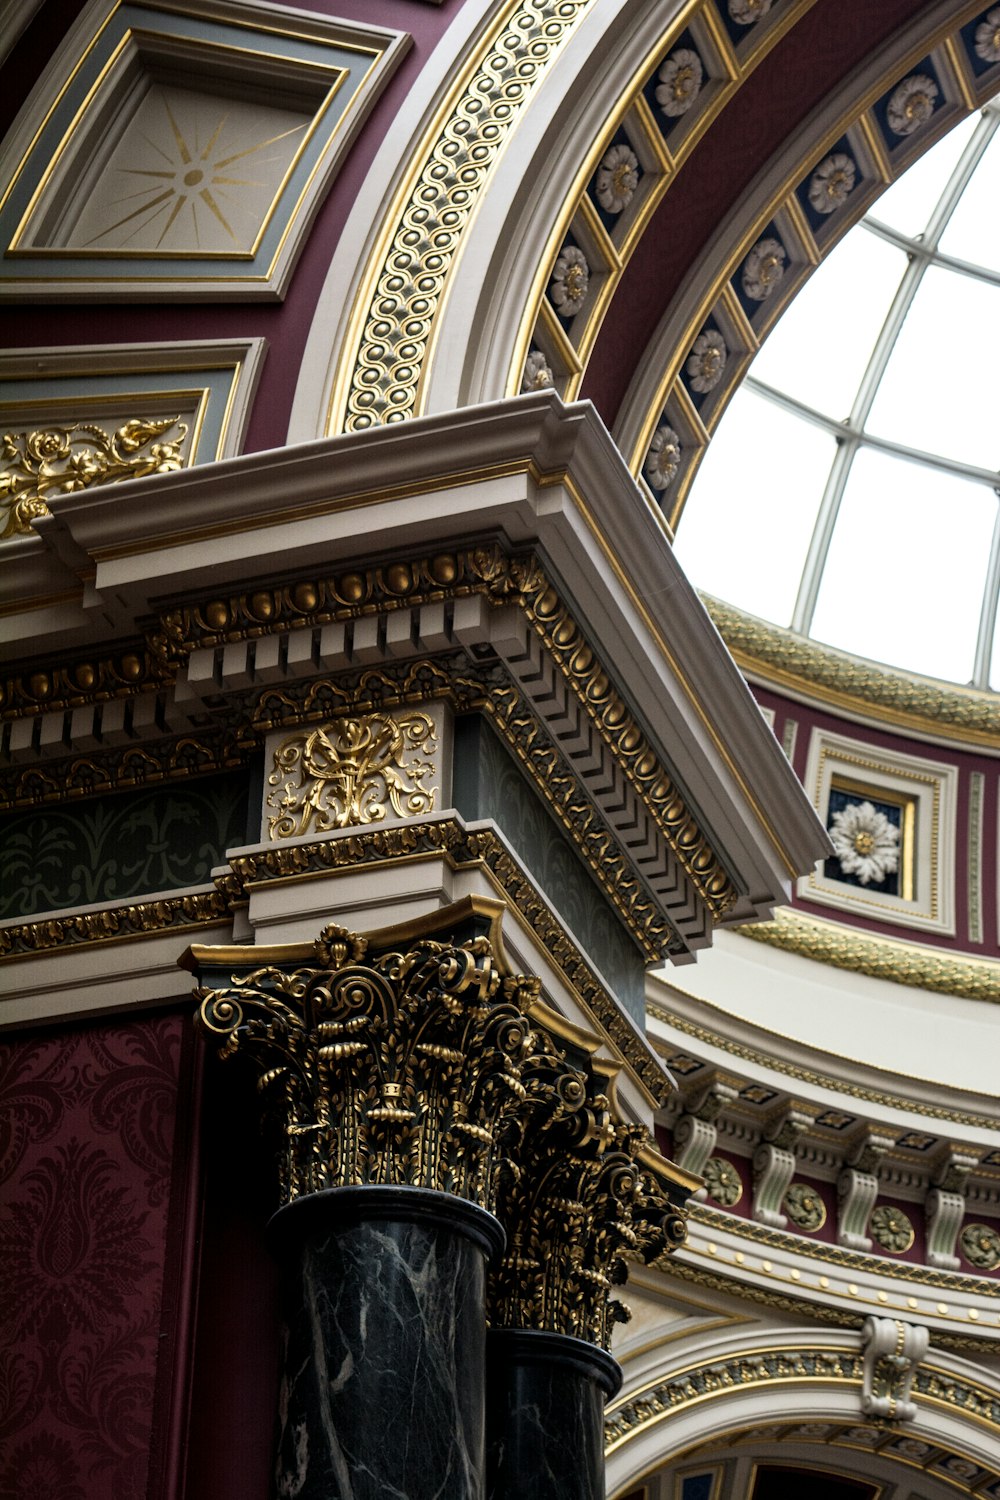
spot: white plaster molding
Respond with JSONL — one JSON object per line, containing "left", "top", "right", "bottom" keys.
{"left": 648, "top": 930, "right": 1000, "bottom": 1112}
{"left": 605, "top": 1319, "right": 1000, "bottom": 1495}
{"left": 752, "top": 1110, "right": 809, "bottom": 1228}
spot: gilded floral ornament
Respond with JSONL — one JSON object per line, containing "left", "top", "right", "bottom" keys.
{"left": 886, "top": 74, "right": 939, "bottom": 137}
{"left": 0, "top": 418, "right": 187, "bottom": 538}
{"left": 808, "top": 152, "right": 857, "bottom": 214}
{"left": 869, "top": 1204, "right": 915, "bottom": 1253}
{"left": 829, "top": 800, "right": 900, "bottom": 886}
{"left": 521, "top": 350, "right": 554, "bottom": 391}
{"left": 655, "top": 48, "right": 703, "bottom": 117}
{"left": 686, "top": 329, "right": 727, "bottom": 393}
{"left": 960, "top": 1222, "right": 1000, "bottom": 1270}
{"left": 742, "top": 237, "right": 786, "bottom": 301}
{"left": 975, "top": 7, "right": 1000, "bottom": 63}
{"left": 550, "top": 244, "right": 590, "bottom": 316}
{"left": 266, "top": 712, "right": 437, "bottom": 838}
{"left": 703, "top": 1156, "right": 742, "bottom": 1206}
{"left": 596, "top": 144, "right": 639, "bottom": 214}
{"left": 728, "top": 0, "right": 773, "bottom": 24}
{"left": 783, "top": 1182, "right": 827, "bottom": 1232}
{"left": 644, "top": 424, "right": 682, "bottom": 491}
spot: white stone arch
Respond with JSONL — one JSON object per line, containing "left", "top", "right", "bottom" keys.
{"left": 287, "top": 0, "right": 687, "bottom": 441}
{"left": 605, "top": 1324, "right": 1000, "bottom": 1498}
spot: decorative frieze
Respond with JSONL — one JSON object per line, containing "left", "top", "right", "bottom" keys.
{"left": 1, "top": 418, "right": 187, "bottom": 536}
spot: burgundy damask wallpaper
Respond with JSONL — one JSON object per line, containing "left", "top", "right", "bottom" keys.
{"left": 0, "top": 1012, "right": 185, "bottom": 1500}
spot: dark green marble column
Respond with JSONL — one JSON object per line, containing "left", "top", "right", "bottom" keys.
{"left": 485, "top": 1328, "right": 621, "bottom": 1500}
{"left": 270, "top": 1186, "right": 503, "bottom": 1500}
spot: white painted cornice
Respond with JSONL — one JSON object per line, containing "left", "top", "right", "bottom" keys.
{"left": 11, "top": 394, "right": 826, "bottom": 912}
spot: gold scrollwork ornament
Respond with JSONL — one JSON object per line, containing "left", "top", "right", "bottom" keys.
{"left": 960, "top": 1222, "right": 1000, "bottom": 1271}
{"left": 703, "top": 1155, "right": 743, "bottom": 1207}
{"left": 1, "top": 418, "right": 187, "bottom": 537}
{"left": 266, "top": 711, "right": 437, "bottom": 837}
{"left": 869, "top": 1203, "right": 915, "bottom": 1254}
{"left": 783, "top": 1181, "right": 827, "bottom": 1232}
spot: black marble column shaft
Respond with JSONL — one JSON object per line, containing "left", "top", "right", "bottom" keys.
{"left": 269, "top": 1186, "right": 503, "bottom": 1500}
{"left": 485, "top": 1327, "right": 622, "bottom": 1500}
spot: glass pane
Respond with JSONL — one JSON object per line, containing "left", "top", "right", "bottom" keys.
{"left": 991, "top": 590, "right": 1000, "bottom": 690}
{"left": 938, "top": 121, "right": 1000, "bottom": 271}
{"left": 675, "top": 387, "right": 834, "bottom": 626}
{"left": 810, "top": 447, "right": 996, "bottom": 683}
{"left": 868, "top": 113, "right": 979, "bottom": 238}
{"left": 750, "top": 228, "right": 905, "bottom": 419}
{"left": 865, "top": 265, "right": 1000, "bottom": 469}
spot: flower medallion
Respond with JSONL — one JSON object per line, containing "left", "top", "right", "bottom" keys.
{"left": 685, "top": 329, "right": 727, "bottom": 393}
{"left": 974, "top": 8, "right": 1000, "bottom": 64}
{"left": 728, "top": 0, "right": 773, "bottom": 24}
{"left": 869, "top": 1204, "right": 915, "bottom": 1253}
{"left": 703, "top": 1156, "right": 743, "bottom": 1207}
{"left": 550, "top": 245, "right": 590, "bottom": 315}
{"left": 960, "top": 1221, "right": 1000, "bottom": 1270}
{"left": 886, "top": 74, "right": 939, "bottom": 137}
{"left": 783, "top": 1182, "right": 827, "bottom": 1232}
{"left": 595, "top": 144, "right": 639, "bottom": 213}
{"left": 808, "top": 153, "right": 857, "bottom": 215}
{"left": 829, "top": 800, "right": 900, "bottom": 886}
{"left": 655, "top": 49, "right": 704, "bottom": 117}
{"left": 644, "top": 424, "right": 682, "bottom": 490}
{"left": 742, "top": 236, "right": 786, "bottom": 301}
{"left": 522, "top": 350, "right": 554, "bottom": 391}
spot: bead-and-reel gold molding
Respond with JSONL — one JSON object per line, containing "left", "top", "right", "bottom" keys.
{"left": 328, "top": 0, "right": 811, "bottom": 436}
{"left": 506, "top": 1, "right": 1000, "bottom": 530}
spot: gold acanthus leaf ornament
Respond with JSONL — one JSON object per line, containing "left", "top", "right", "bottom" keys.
{"left": 0, "top": 418, "right": 187, "bottom": 537}
{"left": 489, "top": 1038, "right": 688, "bottom": 1349}
{"left": 266, "top": 712, "right": 437, "bottom": 837}
{"left": 195, "top": 927, "right": 537, "bottom": 1211}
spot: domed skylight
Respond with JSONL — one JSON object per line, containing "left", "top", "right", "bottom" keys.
{"left": 674, "top": 104, "right": 1000, "bottom": 690}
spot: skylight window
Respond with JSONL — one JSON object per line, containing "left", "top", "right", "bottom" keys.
{"left": 675, "top": 104, "right": 1000, "bottom": 690}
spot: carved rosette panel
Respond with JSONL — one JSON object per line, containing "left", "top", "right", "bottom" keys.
{"left": 265, "top": 712, "right": 437, "bottom": 838}
{"left": 195, "top": 925, "right": 534, "bottom": 1211}
{"left": 489, "top": 1041, "right": 687, "bottom": 1349}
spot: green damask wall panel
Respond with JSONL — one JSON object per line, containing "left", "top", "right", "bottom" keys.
{"left": 453, "top": 717, "right": 646, "bottom": 1023}
{"left": 0, "top": 772, "right": 249, "bottom": 919}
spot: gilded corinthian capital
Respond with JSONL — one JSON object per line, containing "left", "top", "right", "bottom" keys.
{"left": 489, "top": 1039, "right": 689, "bottom": 1349}
{"left": 190, "top": 908, "right": 537, "bottom": 1212}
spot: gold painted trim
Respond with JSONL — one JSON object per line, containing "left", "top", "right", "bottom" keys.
{"left": 606, "top": 1342, "right": 1000, "bottom": 1453}
{"left": 705, "top": 594, "right": 1000, "bottom": 748}
{"left": 688, "top": 1200, "right": 1000, "bottom": 1297}
{"left": 332, "top": 0, "right": 593, "bottom": 435}
{"left": 736, "top": 907, "right": 1000, "bottom": 1006}
{"left": 0, "top": 888, "right": 229, "bottom": 961}
{"left": 646, "top": 994, "right": 1000, "bottom": 1129}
